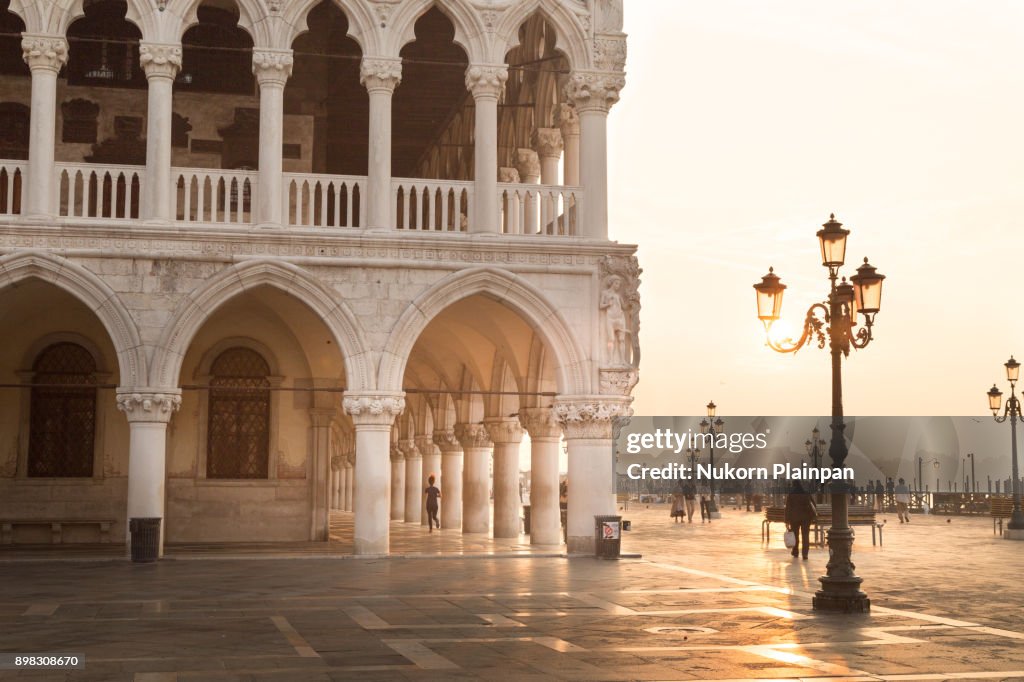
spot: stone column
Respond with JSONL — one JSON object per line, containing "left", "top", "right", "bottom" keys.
{"left": 116, "top": 391, "right": 181, "bottom": 556}
{"left": 485, "top": 419, "right": 524, "bottom": 538}
{"left": 331, "top": 456, "right": 342, "bottom": 510}
{"left": 308, "top": 409, "right": 333, "bottom": 540}
{"left": 514, "top": 148, "right": 541, "bottom": 235}
{"left": 534, "top": 128, "right": 563, "bottom": 186}
{"left": 465, "top": 64, "right": 508, "bottom": 234}
{"left": 553, "top": 397, "right": 632, "bottom": 554}
{"left": 455, "top": 423, "right": 493, "bottom": 534}
{"left": 557, "top": 104, "right": 580, "bottom": 186}
{"left": 416, "top": 435, "right": 441, "bottom": 526}
{"left": 361, "top": 57, "right": 402, "bottom": 229}
{"left": 21, "top": 35, "right": 67, "bottom": 218}
{"left": 252, "top": 49, "right": 293, "bottom": 226}
{"left": 400, "top": 439, "right": 422, "bottom": 524}
{"left": 343, "top": 457, "right": 354, "bottom": 511}
{"left": 498, "top": 167, "right": 520, "bottom": 234}
{"left": 343, "top": 393, "right": 404, "bottom": 555}
{"left": 434, "top": 429, "right": 462, "bottom": 530}
{"left": 520, "top": 407, "right": 562, "bottom": 546}
{"left": 389, "top": 443, "right": 405, "bottom": 521}
{"left": 139, "top": 42, "right": 182, "bottom": 222}
{"left": 565, "top": 72, "right": 624, "bottom": 240}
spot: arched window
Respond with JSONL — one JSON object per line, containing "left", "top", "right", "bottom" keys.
{"left": 207, "top": 347, "right": 270, "bottom": 479}
{"left": 28, "top": 343, "right": 97, "bottom": 477}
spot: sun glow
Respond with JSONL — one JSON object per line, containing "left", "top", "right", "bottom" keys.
{"left": 766, "top": 319, "right": 799, "bottom": 347}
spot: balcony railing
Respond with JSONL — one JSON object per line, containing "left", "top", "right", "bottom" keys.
{"left": 0, "top": 161, "right": 584, "bottom": 237}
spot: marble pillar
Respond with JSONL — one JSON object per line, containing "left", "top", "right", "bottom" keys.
{"left": 416, "top": 435, "right": 441, "bottom": 526}
{"left": 465, "top": 65, "right": 507, "bottom": 233}
{"left": 308, "top": 409, "right": 333, "bottom": 540}
{"left": 557, "top": 104, "right": 580, "bottom": 187}
{"left": 252, "top": 49, "right": 293, "bottom": 226}
{"left": 456, "top": 423, "right": 493, "bottom": 534}
{"left": 485, "top": 418, "right": 524, "bottom": 538}
{"left": 140, "top": 42, "right": 182, "bottom": 222}
{"left": 520, "top": 407, "right": 563, "bottom": 546}
{"left": 389, "top": 443, "right": 405, "bottom": 521}
{"left": 361, "top": 57, "right": 402, "bottom": 229}
{"left": 400, "top": 439, "right": 422, "bottom": 524}
{"left": 20, "top": 35, "right": 67, "bottom": 218}
{"left": 514, "top": 148, "right": 541, "bottom": 235}
{"left": 434, "top": 429, "right": 463, "bottom": 530}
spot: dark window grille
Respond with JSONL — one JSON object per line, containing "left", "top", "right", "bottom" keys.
{"left": 207, "top": 347, "right": 271, "bottom": 479}
{"left": 28, "top": 342, "right": 97, "bottom": 477}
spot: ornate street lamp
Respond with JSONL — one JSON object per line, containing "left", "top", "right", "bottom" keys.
{"left": 699, "top": 403, "right": 725, "bottom": 518}
{"left": 987, "top": 356, "right": 1024, "bottom": 535}
{"left": 753, "top": 213, "right": 885, "bottom": 612}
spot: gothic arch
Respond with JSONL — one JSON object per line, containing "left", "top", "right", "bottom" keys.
{"left": 388, "top": 0, "right": 484, "bottom": 63}
{"left": 0, "top": 250, "right": 146, "bottom": 387}
{"left": 150, "top": 259, "right": 372, "bottom": 391}
{"left": 378, "top": 266, "right": 589, "bottom": 396}
{"left": 280, "top": 0, "right": 376, "bottom": 54}
{"left": 496, "top": 0, "right": 590, "bottom": 70}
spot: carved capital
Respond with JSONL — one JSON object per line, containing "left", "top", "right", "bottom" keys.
{"left": 331, "top": 455, "right": 342, "bottom": 472}
{"left": 599, "top": 368, "right": 639, "bottom": 396}
{"left": 432, "top": 429, "right": 462, "bottom": 454}
{"left": 116, "top": 390, "right": 182, "bottom": 424}
{"left": 553, "top": 396, "right": 632, "bottom": 440}
{"left": 454, "top": 423, "right": 492, "bottom": 450}
{"left": 557, "top": 103, "right": 580, "bottom": 136}
{"left": 498, "top": 166, "right": 520, "bottom": 184}
{"left": 398, "top": 438, "right": 421, "bottom": 460}
{"left": 518, "top": 407, "right": 561, "bottom": 440}
{"left": 514, "top": 148, "right": 541, "bottom": 181}
{"left": 342, "top": 392, "right": 405, "bottom": 427}
{"left": 484, "top": 418, "right": 523, "bottom": 445}
{"left": 533, "top": 128, "right": 564, "bottom": 159}
{"left": 360, "top": 57, "right": 402, "bottom": 93}
{"left": 252, "top": 48, "right": 293, "bottom": 87}
{"left": 414, "top": 435, "right": 439, "bottom": 458}
{"left": 139, "top": 42, "right": 182, "bottom": 80}
{"left": 21, "top": 34, "right": 67, "bottom": 73}
{"left": 390, "top": 443, "right": 404, "bottom": 462}
{"left": 564, "top": 70, "right": 625, "bottom": 113}
{"left": 465, "top": 64, "right": 508, "bottom": 98}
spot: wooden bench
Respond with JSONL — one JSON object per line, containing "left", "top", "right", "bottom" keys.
{"left": 0, "top": 519, "right": 115, "bottom": 544}
{"left": 991, "top": 497, "right": 1015, "bottom": 535}
{"left": 813, "top": 505, "right": 884, "bottom": 547}
{"left": 762, "top": 506, "right": 787, "bottom": 541}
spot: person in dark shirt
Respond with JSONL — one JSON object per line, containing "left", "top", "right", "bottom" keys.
{"left": 785, "top": 480, "right": 817, "bottom": 559}
{"left": 424, "top": 475, "right": 441, "bottom": 532}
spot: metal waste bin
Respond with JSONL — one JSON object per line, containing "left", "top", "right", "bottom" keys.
{"left": 129, "top": 517, "right": 161, "bottom": 563}
{"left": 594, "top": 515, "right": 622, "bottom": 559}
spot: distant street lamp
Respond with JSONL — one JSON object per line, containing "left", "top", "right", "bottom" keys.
{"left": 754, "top": 213, "right": 884, "bottom": 612}
{"left": 918, "top": 457, "right": 940, "bottom": 494}
{"left": 966, "top": 452, "right": 976, "bottom": 494}
{"left": 699, "top": 402, "right": 725, "bottom": 518}
{"left": 686, "top": 447, "right": 701, "bottom": 470}
{"left": 986, "top": 356, "right": 1024, "bottom": 535}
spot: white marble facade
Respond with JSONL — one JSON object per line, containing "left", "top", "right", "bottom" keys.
{"left": 0, "top": 0, "right": 636, "bottom": 556}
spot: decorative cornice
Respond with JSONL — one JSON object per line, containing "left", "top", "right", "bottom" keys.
{"left": 557, "top": 103, "right": 580, "bottom": 136}
{"left": 139, "top": 42, "right": 182, "bottom": 80}
{"left": 116, "top": 390, "right": 182, "bottom": 424}
{"left": 252, "top": 48, "right": 294, "bottom": 87}
{"left": 342, "top": 392, "right": 405, "bottom": 426}
{"left": 21, "top": 34, "right": 67, "bottom": 73}
{"left": 484, "top": 418, "right": 523, "bottom": 445}
{"left": 360, "top": 57, "right": 402, "bottom": 93}
{"left": 564, "top": 70, "right": 625, "bottom": 113}
{"left": 454, "top": 423, "right": 492, "bottom": 449}
{"left": 465, "top": 64, "right": 508, "bottom": 98}
{"left": 533, "top": 128, "right": 564, "bottom": 159}
{"left": 552, "top": 397, "right": 632, "bottom": 440}
{"left": 398, "top": 439, "right": 421, "bottom": 460}
{"left": 518, "top": 407, "right": 561, "bottom": 440}
{"left": 514, "top": 148, "right": 541, "bottom": 180}
{"left": 432, "top": 429, "right": 461, "bottom": 454}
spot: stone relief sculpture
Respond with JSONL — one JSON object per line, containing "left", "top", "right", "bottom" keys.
{"left": 600, "top": 275, "right": 629, "bottom": 366}
{"left": 599, "top": 254, "right": 641, "bottom": 368}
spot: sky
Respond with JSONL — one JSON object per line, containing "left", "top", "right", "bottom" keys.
{"left": 607, "top": 1, "right": 1024, "bottom": 417}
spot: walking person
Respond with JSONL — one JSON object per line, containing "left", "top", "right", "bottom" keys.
{"left": 874, "top": 479, "right": 884, "bottom": 511}
{"left": 895, "top": 477, "right": 911, "bottom": 523}
{"left": 885, "top": 477, "right": 895, "bottom": 512}
{"left": 784, "top": 480, "right": 817, "bottom": 560}
{"left": 670, "top": 482, "right": 686, "bottom": 524}
{"left": 424, "top": 474, "right": 441, "bottom": 532}
{"left": 682, "top": 480, "right": 697, "bottom": 523}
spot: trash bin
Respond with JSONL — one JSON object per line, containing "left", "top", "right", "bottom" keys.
{"left": 129, "top": 517, "right": 161, "bottom": 563}
{"left": 594, "top": 515, "right": 622, "bottom": 559}
{"left": 523, "top": 505, "right": 531, "bottom": 534}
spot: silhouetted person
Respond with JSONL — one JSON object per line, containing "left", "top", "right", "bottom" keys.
{"left": 895, "top": 477, "right": 910, "bottom": 523}
{"left": 785, "top": 480, "right": 817, "bottom": 559}
{"left": 424, "top": 475, "right": 441, "bottom": 532}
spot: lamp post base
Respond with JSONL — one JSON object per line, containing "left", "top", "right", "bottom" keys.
{"left": 1004, "top": 528, "right": 1024, "bottom": 541}
{"left": 813, "top": 577, "right": 871, "bottom": 612}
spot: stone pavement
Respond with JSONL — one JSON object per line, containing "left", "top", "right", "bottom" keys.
{"left": 1, "top": 506, "right": 1023, "bottom": 681}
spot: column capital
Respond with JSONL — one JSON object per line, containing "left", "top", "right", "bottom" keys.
{"left": 139, "top": 42, "right": 182, "bottom": 80}
{"left": 308, "top": 407, "right": 335, "bottom": 428}
{"left": 398, "top": 439, "right": 422, "bottom": 460}
{"left": 116, "top": 390, "right": 182, "bottom": 424}
{"left": 342, "top": 392, "right": 405, "bottom": 427}
{"left": 514, "top": 148, "right": 541, "bottom": 182}
{"left": 331, "top": 455, "right": 342, "bottom": 471}
{"left": 21, "top": 33, "right": 67, "bottom": 73}
{"left": 360, "top": 56, "right": 402, "bottom": 93}
{"left": 484, "top": 418, "right": 523, "bottom": 445}
{"left": 498, "top": 167, "right": 520, "bottom": 183}
{"left": 564, "top": 70, "right": 625, "bottom": 114}
{"left": 432, "top": 429, "right": 461, "bottom": 454}
{"left": 252, "top": 48, "right": 293, "bottom": 87}
{"left": 518, "top": 407, "right": 561, "bottom": 440}
{"left": 465, "top": 63, "right": 508, "bottom": 98}
{"left": 390, "top": 443, "right": 404, "bottom": 462}
{"left": 552, "top": 396, "right": 632, "bottom": 440}
{"left": 557, "top": 103, "right": 580, "bottom": 136}
{"left": 533, "top": 128, "right": 563, "bottom": 160}
{"left": 454, "top": 423, "right": 492, "bottom": 450}
{"left": 415, "top": 434, "right": 439, "bottom": 457}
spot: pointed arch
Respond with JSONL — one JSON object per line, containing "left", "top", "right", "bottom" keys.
{"left": 280, "top": 0, "right": 376, "bottom": 53}
{"left": 0, "top": 250, "right": 146, "bottom": 387}
{"left": 496, "top": 0, "right": 590, "bottom": 70}
{"left": 150, "top": 259, "right": 372, "bottom": 391}
{"left": 387, "top": 0, "right": 485, "bottom": 63}
{"left": 379, "top": 267, "right": 589, "bottom": 396}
